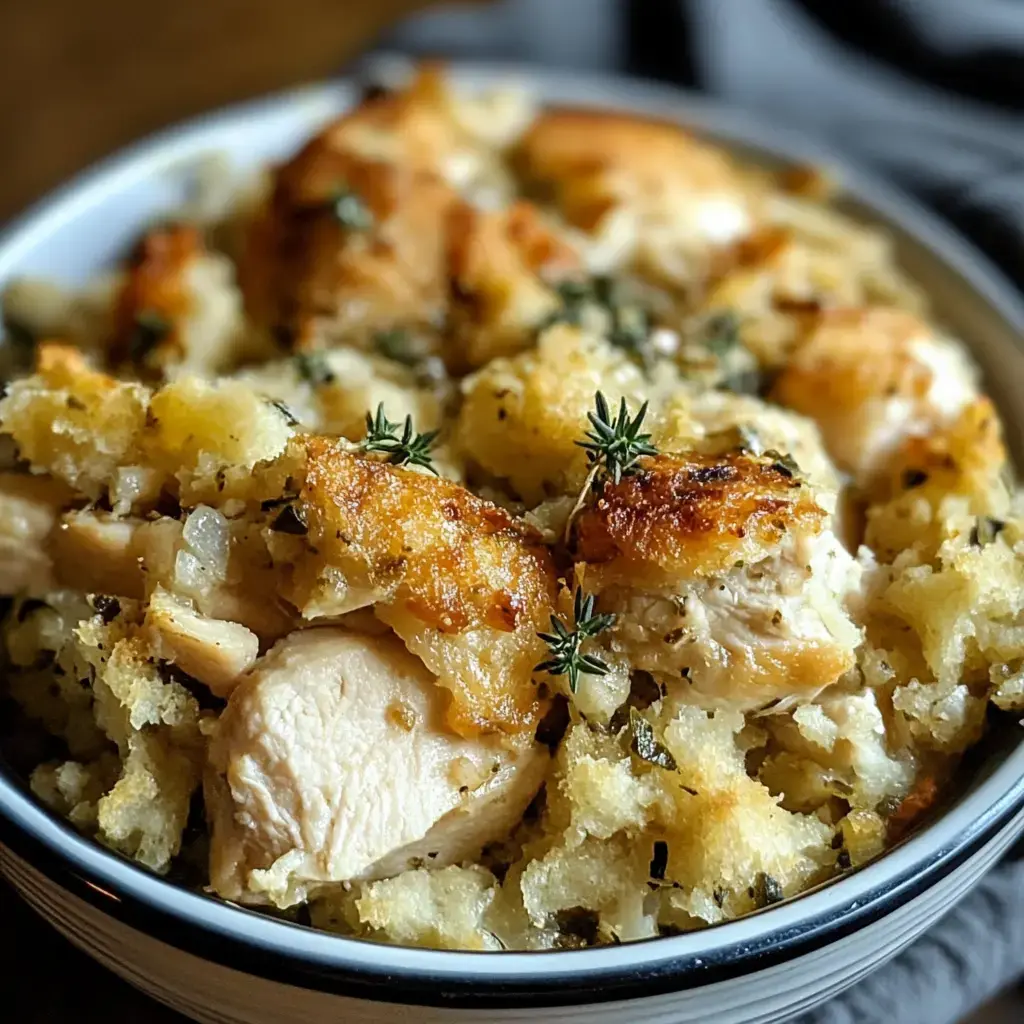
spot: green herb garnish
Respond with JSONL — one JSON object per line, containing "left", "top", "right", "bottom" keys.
{"left": 702, "top": 310, "right": 742, "bottom": 356}
{"left": 536, "top": 587, "right": 615, "bottom": 694}
{"left": 270, "top": 504, "right": 308, "bottom": 535}
{"left": 294, "top": 352, "right": 335, "bottom": 386}
{"left": 331, "top": 188, "right": 374, "bottom": 231}
{"left": 750, "top": 872, "right": 785, "bottom": 908}
{"left": 359, "top": 403, "right": 439, "bottom": 474}
{"left": 374, "top": 328, "right": 417, "bottom": 366}
{"left": 265, "top": 397, "right": 300, "bottom": 426}
{"left": 629, "top": 707, "right": 679, "bottom": 772}
{"left": 577, "top": 392, "right": 658, "bottom": 487}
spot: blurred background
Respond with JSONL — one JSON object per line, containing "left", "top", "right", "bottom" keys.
{"left": 3, "top": 1, "right": 1024, "bottom": 1021}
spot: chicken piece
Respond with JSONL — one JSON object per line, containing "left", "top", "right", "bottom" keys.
{"left": 0, "top": 472, "right": 72, "bottom": 594}
{"left": 144, "top": 587, "right": 259, "bottom": 698}
{"left": 515, "top": 108, "right": 758, "bottom": 282}
{"left": 49, "top": 510, "right": 146, "bottom": 599}
{"left": 240, "top": 137, "right": 457, "bottom": 349}
{"left": 772, "top": 308, "right": 978, "bottom": 485}
{"left": 206, "top": 628, "right": 550, "bottom": 906}
{"left": 572, "top": 452, "right": 861, "bottom": 710}
{"left": 446, "top": 199, "right": 580, "bottom": 369}
{"left": 112, "top": 222, "right": 244, "bottom": 377}
{"left": 282, "top": 439, "right": 557, "bottom": 736}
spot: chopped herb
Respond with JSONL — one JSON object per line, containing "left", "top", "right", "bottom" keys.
{"left": 260, "top": 493, "right": 300, "bottom": 511}
{"left": 553, "top": 907, "right": 600, "bottom": 947}
{"left": 331, "top": 188, "right": 374, "bottom": 231}
{"left": 702, "top": 310, "right": 741, "bottom": 356}
{"left": 359, "top": 403, "right": 439, "bottom": 474}
{"left": 545, "top": 279, "right": 593, "bottom": 328}
{"left": 629, "top": 707, "right": 680, "bottom": 773}
{"left": 836, "top": 848, "right": 852, "bottom": 871}
{"left": 970, "top": 516, "right": 1005, "bottom": 547}
{"left": 751, "top": 872, "right": 785, "bottom": 908}
{"left": 265, "top": 398, "right": 299, "bottom": 426}
{"left": 902, "top": 468, "right": 929, "bottom": 490}
{"left": 576, "top": 392, "right": 658, "bottom": 487}
{"left": 373, "top": 328, "right": 417, "bottom": 366}
{"left": 92, "top": 595, "right": 121, "bottom": 624}
{"left": 763, "top": 449, "right": 801, "bottom": 479}
{"left": 294, "top": 352, "right": 335, "bottom": 386}
{"left": 128, "top": 310, "right": 171, "bottom": 364}
{"left": 535, "top": 586, "right": 614, "bottom": 694}
{"left": 649, "top": 840, "right": 669, "bottom": 881}
{"left": 270, "top": 504, "right": 308, "bottom": 535}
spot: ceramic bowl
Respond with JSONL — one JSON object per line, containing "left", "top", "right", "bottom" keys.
{"left": 3, "top": 62, "right": 1024, "bottom": 1024}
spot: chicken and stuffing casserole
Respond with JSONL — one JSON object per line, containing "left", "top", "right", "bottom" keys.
{"left": 1, "top": 65, "right": 1022, "bottom": 951}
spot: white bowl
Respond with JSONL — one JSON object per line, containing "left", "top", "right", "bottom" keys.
{"left": 3, "top": 62, "right": 1024, "bottom": 1024}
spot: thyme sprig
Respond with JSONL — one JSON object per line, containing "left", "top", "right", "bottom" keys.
{"left": 536, "top": 587, "right": 615, "bottom": 694}
{"left": 358, "top": 403, "right": 439, "bottom": 474}
{"left": 577, "top": 392, "right": 658, "bottom": 487}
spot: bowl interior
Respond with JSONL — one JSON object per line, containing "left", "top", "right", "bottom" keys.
{"left": 2, "top": 61, "right": 1024, "bottom": 984}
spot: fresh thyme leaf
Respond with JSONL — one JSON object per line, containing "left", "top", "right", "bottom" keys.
{"left": 629, "top": 707, "right": 679, "bottom": 771}
{"left": 270, "top": 504, "right": 308, "bottom": 535}
{"left": 535, "top": 586, "right": 615, "bottom": 694}
{"left": 576, "top": 392, "right": 658, "bottom": 487}
{"left": 128, "top": 310, "right": 171, "bottom": 364}
{"left": 702, "top": 310, "right": 742, "bottom": 356}
{"left": 265, "top": 397, "right": 300, "bottom": 426}
{"left": 970, "top": 516, "right": 1005, "bottom": 547}
{"left": 294, "top": 352, "right": 335, "bottom": 386}
{"left": 374, "top": 327, "right": 417, "bottom": 365}
{"left": 762, "top": 449, "right": 802, "bottom": 479}
{"left": 359, "top": 402, "right": 439, "bottom": 474}
{"left": 331, "top": 188, "right": 374, "bottom": 231}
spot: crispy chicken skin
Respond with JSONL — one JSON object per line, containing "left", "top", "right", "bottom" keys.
{"left": 574, "top": 452, "right": 825, "bottom": 587}
{"left": 574, "top": 452, "right": 860, "bottom": 710}
{"left": 772, "top": 308, "right": 978, "bottom": 484}
{"left": 207, "top": 628, "right": 550, "bottom": 906}
{"left": 240, "top": 145, "right": 457, "bottom": 345}
{"left": 287, "top": 438, "right": 558, "bottom": 736}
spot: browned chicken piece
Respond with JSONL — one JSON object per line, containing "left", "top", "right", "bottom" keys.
{"left": 446, "top": 199, "right": 581, "bottom": 368}
{"left": 206, "top": 628, "right": 550, "bottom": 907}
{"left": 573, "top": 452, "right": 861, "bottom": 710}
{"left": 281, "top": 438, "right": 557, "bottom": 736}
{"left": 772, "top": 308, "right": 978, "bottom": 485}
{"left": 240, "top": 143, "right": 457, "bottom": 348}
{"left": 0, "top": 472, "right": 73, "bottom": 594}
{"left": 514, "top": 108, "right": 757, "bottom": 282}
{"left": 112, "top": 223, "right": 243, "bottom": 377}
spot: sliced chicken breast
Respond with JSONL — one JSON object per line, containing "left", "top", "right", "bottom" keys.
{"left": 206, "top": 627, "right": 550, "bottom": 907}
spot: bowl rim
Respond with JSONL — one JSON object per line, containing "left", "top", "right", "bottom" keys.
{"left": 3, "top": 58, "right": 1024, "bottom": 1007}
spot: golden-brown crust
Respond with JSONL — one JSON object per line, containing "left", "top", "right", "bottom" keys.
{"left": 297, "top": 439, "right": 557, "bottom": 735}
{"left": 515, "top": 107, "right": 748, "bottom": 231}
{"left": 446, "top": 199, "right": 580, "bottom": 368}
{"left": 113, "top": 223, "right": 202, "bottom": 365}
{"left": 241, "top": 140, "right": 457, "bottom": 344}
{"left": 573, "top": 452, "right": 824, "bottom": 586}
